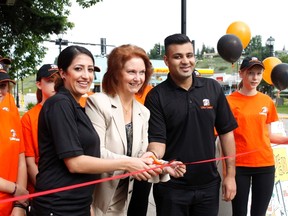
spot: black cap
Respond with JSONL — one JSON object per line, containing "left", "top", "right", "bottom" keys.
{"left": 0, "top": 56, "right": 11, "bottom": 73}
{"left": 240, "top": 56, "right": 265, "bottom": 70}
{"left": 36, "top": 64, "right": 59, "bottom": 81}
{"left": 0, "top": 71, "right": 16, "bottom": 84}
{"left": 94, "top": 65, "right": 100, "bottom": 72}
{"left": 0, "top": 56, "right": 11, "bottom": 65}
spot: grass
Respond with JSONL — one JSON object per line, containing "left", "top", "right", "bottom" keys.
{"left": 275, "top": 98, "right": 288, "bottom": 114}
{"left": 276, "top": 105, "right": 288, "bottom": 114}
{"left": 19, "top": 110, "right": 25, "bottom": 117}
{"left": 21, "top": 75, "right": 37, "bottom": 94}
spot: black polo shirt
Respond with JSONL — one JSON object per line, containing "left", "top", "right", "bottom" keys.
{"left": 33, "top": 87, "right": 100, "bottom": 215}
{"left": 145, "top": 73, "right": 237, "bottom": 188}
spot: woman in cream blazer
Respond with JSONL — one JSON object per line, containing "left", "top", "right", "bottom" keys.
{"left": 85, "top": 44, "right": 156, "bottom": 216}
{"left": 86, "top": 93, "right": 150, "bottom": 215}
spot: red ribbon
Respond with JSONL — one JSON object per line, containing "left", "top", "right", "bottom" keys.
{"left": 0, "top": 150, "right": 257, "bottom": 204}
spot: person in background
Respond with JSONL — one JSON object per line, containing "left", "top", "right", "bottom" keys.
{"left": 85, "top": 44, "right": 186, "bottom": 216}
{"left": 21, "top": 64, "right": 59, "bottom": 198}
{"left": 0, "top": 56, "right": 29, "bottom": 215}
{"left": 144, "top": 33, "right": 237, "bottom": 216}
{"left": 30, "top": 45, "right": 160, "bottom": 216}
{"left": 227, "top": 56, "right": 288, "bottom": 216}
{"left": 134, "top": 83, "right": 153, "bottom": 105}
{"left": 79, "top": 90, "right": 94, "bottom": 108}
{"left": 78, "top": 66, "right": 100, "bottom": 108}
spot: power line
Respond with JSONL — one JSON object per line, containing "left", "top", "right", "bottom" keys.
{"left": 45, "top": 38, "right": 116, "bottom": 54}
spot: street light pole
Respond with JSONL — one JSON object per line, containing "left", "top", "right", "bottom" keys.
{"left": 265, "top": 36, "right": 277, "bottom": 101}
{"left": 266, "top": 36, "right": 275, "bottom": 57}
{"left": 55, "top": 38, "right": 68, "bottom": 54}
{"left": 181, "top": 0, "right": 186, "bottom": 35}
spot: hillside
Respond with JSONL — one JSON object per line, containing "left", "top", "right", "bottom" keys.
{"left": 21, "top": 56, "right": 236, "bottom": 93}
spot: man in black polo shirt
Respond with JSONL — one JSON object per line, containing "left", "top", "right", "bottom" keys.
{"left": 145, "top": 33, "right": 238, "bottom": 216}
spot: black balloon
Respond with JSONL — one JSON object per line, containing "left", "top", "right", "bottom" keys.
{"left": 271, "top": 63, "right": 288, "bottom": 90}
{"left": 217, "top": 34, "right": 243, "bottom": 63}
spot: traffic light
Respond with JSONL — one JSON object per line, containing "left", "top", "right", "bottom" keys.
{"left": 156, "top": 43, "right": 161, "bottom": 55}
{"left": 55, "top": 38, "right": 68, "bottom": 53}
{"left": 100, "top": 38, "right": 106, "bottom": 55}
{"left": 55, "top": 38, "right": 68, "bottom": 46}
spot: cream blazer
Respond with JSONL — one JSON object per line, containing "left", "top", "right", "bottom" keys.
{"left": 85, "top": 92, "right": 150, "bottom": 215}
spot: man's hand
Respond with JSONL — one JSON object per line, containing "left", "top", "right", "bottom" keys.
{"left": 222, "top": 175, "right": 236, "bottom": 201}
{"left": 163, "top": 161, "right": 186, "bottom": 178}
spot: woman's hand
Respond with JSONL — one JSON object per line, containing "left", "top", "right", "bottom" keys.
{"left": 125, "top": 157, "right": 161, "bottom": 181}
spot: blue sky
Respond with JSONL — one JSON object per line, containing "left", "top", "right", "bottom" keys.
{"left": 42, "top": 0, "right": 288, "bottom": 64}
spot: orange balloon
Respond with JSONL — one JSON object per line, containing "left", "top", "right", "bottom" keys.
{"left": 262, "top": 57, "right": 282, "bottom": 85}
{"left": 226, "top": 21, "right": 251, "bottom": 49}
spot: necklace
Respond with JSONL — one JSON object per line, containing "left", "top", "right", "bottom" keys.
{"left": 120, "top": 100, "right": 132, "bottom": 114}
{"left": 122, "top": 104, "right": 131, "bottom": 114}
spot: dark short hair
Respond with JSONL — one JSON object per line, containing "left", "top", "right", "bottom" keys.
{"left": 164, "top": 33, "right": 192, "bottom": 54}
{"left": 55, "top": 45, "right": 95, "bottom": 91}
{"left": 102, "top": 44, "right": 153, "bottom": 97}
{"left": 57, "top": 45, "right": 94, "bottom": 71}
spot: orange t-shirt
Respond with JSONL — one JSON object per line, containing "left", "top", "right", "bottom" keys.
{"left": 227, "top": 91, "right": 278, "bottom": 167}
{"left": 0, "top": 93, "right": 24, "bottom": 215}
{"left": 135, "top": 84, "right": 153, "bottom": 105}
{"left": 21, "top": 103, "right": 42, "bottom": 194}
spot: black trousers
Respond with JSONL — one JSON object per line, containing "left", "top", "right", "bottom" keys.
{"left": 128, "top": 180, "right": 152, "bottom": 216}
{"left": 153, "top": 182, "right": 220, "bottom": 216}
{"left": 232, "top": 166, "right": 275, "bottom": 216}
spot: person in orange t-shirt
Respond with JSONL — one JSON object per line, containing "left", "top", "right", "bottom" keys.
{"left": 79, "top": 91, "right": 94, "bottom": 107}
{"left": 227, "top": 56, "right": 288, "bottom": 216}
{"left": 135, "top": 84, "right": 153, "bottom": 105}
{"left": 0, "top": 56, "right": 28, "bottom": 215}
{"left": 79, "top": 66, "right": 100, "bottom": 108}
{"left": 21, "top": 64, "right": 59, "bottom": 196}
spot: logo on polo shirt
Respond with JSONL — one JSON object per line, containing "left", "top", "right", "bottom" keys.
{"left": 9, "top": 129, "right": 20, "bottom": 141}
{"left": 259, "top": 106, "right": 268, "bottom": 116}
{"left": 200, "top": 99, "right": 213, "bottom": 109}
{"left": 2, "top": 106, "right": 9, "bottom": 111}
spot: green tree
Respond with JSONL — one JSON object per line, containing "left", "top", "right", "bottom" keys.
{"left": 277, "top": 52, "right": 288, "bottom": 63}
{"left": 0, "top": 0, "right": 102, "bottom": 80}
{"left": 244, "top": 35, "right": 265, "bottom": 59}
{"left": 148, "top": 43, "right": 164, "bottom": 60}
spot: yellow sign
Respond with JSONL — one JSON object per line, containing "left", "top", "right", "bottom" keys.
{"left": 153, "top": 68, "right": 214, "bottom": 75}
{"left": 154, "top": 68, "right": 169, "bottom": 73}
{"left": 274, "top": 147, "right": 288, "bottom": 182}
{"left": 196, "top": 68, "right": 214, "bottom": 75}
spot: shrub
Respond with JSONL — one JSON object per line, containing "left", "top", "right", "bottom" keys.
{"left": 26, "top": 102, "right": 36, "bottom": 110}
